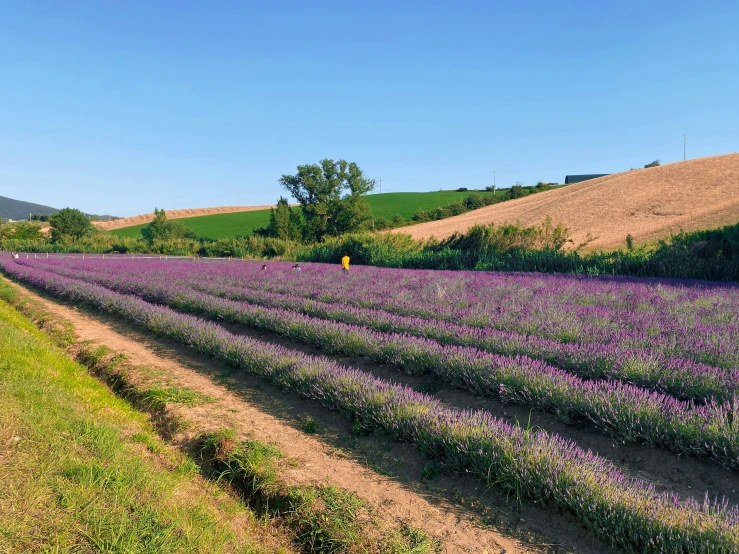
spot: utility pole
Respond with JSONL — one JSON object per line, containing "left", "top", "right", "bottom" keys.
{"left": 379, "top": 176, "right": 383, "bottom": 194}
{"left": 683, "top": 132, "right": 687, "bottom": 161}
{"left": 493, "top": 170, "right": 496, "bottom": 194}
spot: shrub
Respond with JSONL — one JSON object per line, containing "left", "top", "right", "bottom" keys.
{"left": 49, "top": 208, "right": 93, "bottom": 242}
{"left": 507, "top": 184, "right": 526, "bottom": 200}
{"left": 141, "top": 209, "right": 196, "bottom": 243}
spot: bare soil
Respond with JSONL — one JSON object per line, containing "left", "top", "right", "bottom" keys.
{"left": 4, "top": 277, "right": 615, "bottom": 554}
{"left": 392, "top": 153, "right": 739, "bottom": 250}
{"left": 215, "top": 319, "right": 739, "bottom": 507}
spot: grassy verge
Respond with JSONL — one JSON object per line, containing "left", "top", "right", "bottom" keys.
{"left": 0, "top": 298, "right": 285, "bottom": 553}
{"left": 200, "top": 430, "right": 438, "bottom": 554}
{"left": 0, "top": 277, "right": 439, "bottom": 553}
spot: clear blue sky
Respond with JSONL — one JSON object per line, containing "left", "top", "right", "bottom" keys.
{"left": 1, "top": 1, "right": 737, "bottom": 216}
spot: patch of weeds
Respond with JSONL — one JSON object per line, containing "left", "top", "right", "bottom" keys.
{"left": 199, "top": 430, "right": 425, "bottom": 553}
{"left": 351, "top": 418, "right": 370, "bottom": 437}
{"left": 131, "top": 432, "right": 163, "bottom": 454}
{"left": 390, "top": 522, "right": 441, "bottom": 553}
{"left": 421, "top": 462, "right": 440, "bottom": 481}
{"left": 292, "top": 485, "right": 366, "bottom": 551}
{"left": 215, "top": 373, "right": 234, "bottom": 387}
{"left": 143, "top": 386, "right": 214, "bottom": 409}
{"left": 77, "top": 344, "right": 112, "bottom": 367}
{"left": 301, "top": 416, "right": 319, "bottom": 434}
{"left": 174, "top": 458, "right": 200, "bottom": 476}
{"left": 200, "top": 430, "right": 283, "bottom": 501}
{"left": 167, "top": 416, "right": 192, "bottom": 435}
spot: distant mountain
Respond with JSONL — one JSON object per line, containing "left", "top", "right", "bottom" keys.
{"left": 0, "top": 196, "right": 117, "bottom": 222}
{"left": 0, "top": 195, "right": 58, "bottom": 221}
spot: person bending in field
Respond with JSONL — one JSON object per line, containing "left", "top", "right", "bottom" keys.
{"left": 292, "top": 263, "right": 302, "bottom": 272}
{"left": 261, "top": 264, "right": 267, "bottom": 271}
{"left": 341, "top": 254, "right": 350, "bottom": 273}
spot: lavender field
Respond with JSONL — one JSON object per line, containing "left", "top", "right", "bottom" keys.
{"left": 2, "top": 255, "right": 739, "bottom": 553}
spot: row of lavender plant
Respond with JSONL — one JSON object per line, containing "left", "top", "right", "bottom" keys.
{"left": 41, "top": 257, "right": 739, "bottom": 369}
{"left": 188, "top": 275, "right": 738, "bottom": 403}
{"left": 200, "top": 262, "right": 739, "bottom": 368}
{"left": 24, "top": 258, "right": 736, "bottom": 404}
{"left": 2, "top": 257, "right": 738, "bottom": 553}
{"left": 16, "top": 258, "right": 739, "bottom": 469}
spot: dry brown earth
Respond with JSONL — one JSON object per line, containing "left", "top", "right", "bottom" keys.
{"left": 392, "top": 153, "right": 739, "bottom": 250}
{"left": 93, "top": 205, "right": 286, "bottom": 231}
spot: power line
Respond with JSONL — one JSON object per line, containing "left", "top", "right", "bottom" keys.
{"left": 684, "top": 132, "right": 687, "bottom": 161}
{"left": 376, "top": 133, "right": 697, "bottom": 190}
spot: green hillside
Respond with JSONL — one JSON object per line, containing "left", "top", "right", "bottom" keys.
{"left": 367, "top": 190, "right": 506, "bottom": 220}
{"left": 112, "top": 209, "right": 273, "bottom": 239}
{"left": 112, "top": 189, "right": 508, "bottom": 240}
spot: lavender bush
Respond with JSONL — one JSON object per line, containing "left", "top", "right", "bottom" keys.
{"left": 20, "top": 259, "right": 736, "bottom": 402}
{"left": 2, "top": 256, "right": 738, "bottom": 553}
{"left": 133, "top": 259, "right": 738, "bottom": 367}
{"left": 13, "top": 258, "right": 739, "bottom": 469}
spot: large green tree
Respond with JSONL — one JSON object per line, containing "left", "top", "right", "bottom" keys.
{"left": 49, "top": 208, "right": 93, "bottom": 242}
{"left": 264, "top": 197, "right": 303, "bottom": 241}
{"left": 279, "top": 159, "right": 374, "bottom": 241}
{"left": 141, "top": 208, "right": 196, "bottom": 243}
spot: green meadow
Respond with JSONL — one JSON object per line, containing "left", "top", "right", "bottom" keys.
{"left": 112, "top": 190, "right": 506, "bottom": 240}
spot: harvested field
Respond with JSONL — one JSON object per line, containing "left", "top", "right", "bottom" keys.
{"left": 2, "top": 255, "right": 738, "bottom": 553}
{"left": 393, "top": 153, "right": 739, "bottom": 249}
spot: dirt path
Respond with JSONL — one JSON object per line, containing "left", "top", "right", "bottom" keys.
{"left": 207, "top": 318, "right": 739, "bottom": 507}
{"left": 4, "top": 277, "right": 604, "bottom": 554}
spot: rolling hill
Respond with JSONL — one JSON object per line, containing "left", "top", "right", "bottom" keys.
{"left": 0, "top": 196, "right": 58, "bottom": 221}
{"left": 107, "top": 190, "right": 506, "bottom": 240}
{"left": 110, "top": 208, "right": 276, "bottom": 239}
{"left": 94, "top": 205, "right": 284, "bottom": 232}
{"left": 392, "top": 154, "right": 739, "bottom": 250}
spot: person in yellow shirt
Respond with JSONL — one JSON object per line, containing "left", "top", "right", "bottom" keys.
{"left": 341, "top": 254, "right": 350, "bottom": 272}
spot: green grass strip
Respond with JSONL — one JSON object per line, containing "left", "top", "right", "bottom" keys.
{"left": 0, "top": 298, "right": 277, "bottom": 554}
{"left": 201, "top": 430, "right": 438, "bottom": 554}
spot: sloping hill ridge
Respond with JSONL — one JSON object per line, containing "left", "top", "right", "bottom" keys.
{"left": 102, "top": 191, "right": 505, "bottom": 239}
{"left": 0, "top": 196, "right": 58, "bottom": 221}
{"left": 94, "top": 205, "right": 288, "bottom": 231}
{"left": 393, "top": 153, "right": 739, "bottom": 250}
